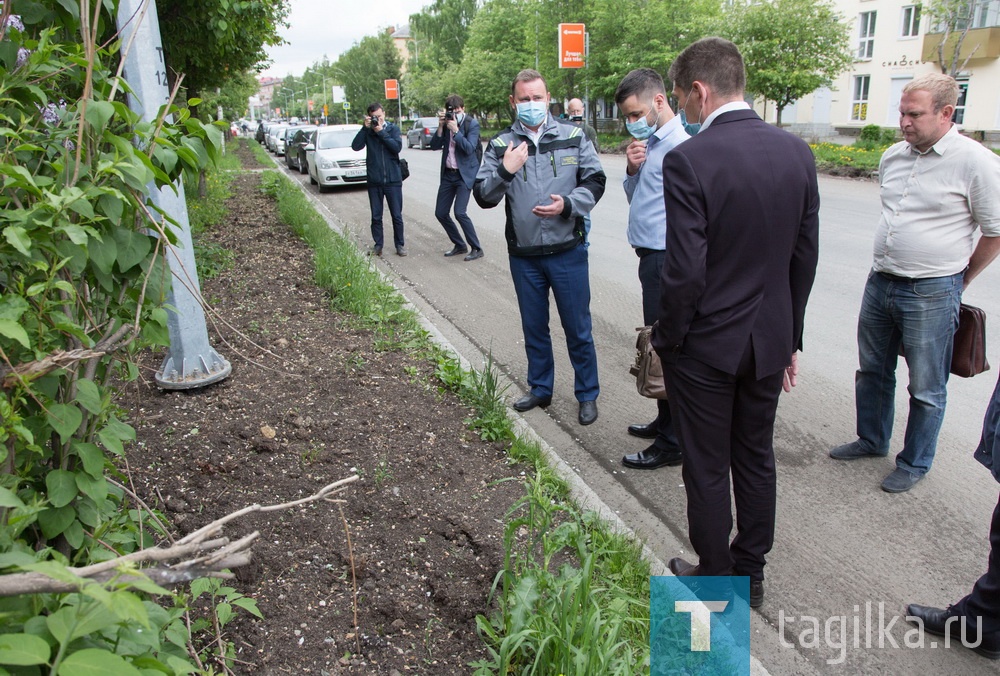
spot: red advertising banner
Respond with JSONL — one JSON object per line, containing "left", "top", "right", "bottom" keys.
{"left": 384, "top": 79, "right": 399, "bottom": 100}
{"left": 559, "top": 23, "right": 585, "bottom": 69}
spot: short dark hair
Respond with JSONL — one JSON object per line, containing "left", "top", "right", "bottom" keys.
{"left": 366, "top": 102, "right": 383, "bottom": 115}
{"left": 510, "top": 69, "right": 547, "bottom": 97}
{"left": 668, "top": 37, "right": 745, "bottom": 99}
{"left": 614, "top": 68, "right": 666, "bottom": 106}
{"left": 445, "top": 94, "right": 464, "bottom": 109}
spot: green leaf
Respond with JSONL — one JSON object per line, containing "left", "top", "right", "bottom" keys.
{"left": 0, "top": 487, "right": 25, "bottom": 509}
{"left": 46, "top": 403, "right": 83, "bottom": 441}
{"left": 112, "top": 228, "right": 152, "bottom": 273}
{"left": 63, "top": 519, "right": 84, "bottom": 548}
{"left": 74, "top": 379, "right": 103, "bottom": 415}
{"left": 2, "top": 225, "right": 31, "bottom": 256}
{"left": 37, "top": 505, "right": 75, "bottom": 538}
{"left": 232, "top": 596, "right": 263, "bottom": 619}
{"left": 0, "top": 633, "right": 50, "bottom": 666}
{"left": 0, "top": 319, "right": 29, "bottom": 349}
{"left": 84, "top": 100, "right": 115, "bottom": 130}
{"left": 215, "top": 602, "right": 232, "bottom": 627}
{"left": 46, "top": 470, "right": 78, "bottom": 508}
{"left": 58, "top": 648, "right": 143, "bottom": 676}
{"left": 71, "top": 442, "right": 106, "bottom": 478}
{"left": 97, "top": 193, "right": 124, "bottom": 227}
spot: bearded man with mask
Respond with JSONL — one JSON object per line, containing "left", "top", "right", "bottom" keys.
{"left": 474, "top": 69, "right": 607, "bottom": 425}
{"left": 614, "top": 68, "right": 691, "bottom": 471}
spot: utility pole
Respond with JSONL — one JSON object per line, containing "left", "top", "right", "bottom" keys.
{"left": 115, "top": 0, "right": 231, "bottom": 390}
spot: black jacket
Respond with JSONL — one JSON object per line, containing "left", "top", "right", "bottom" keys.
{"left": 352, "top": 122, "right": 403, "bottom": 185}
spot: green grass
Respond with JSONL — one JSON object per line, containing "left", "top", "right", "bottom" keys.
{"left": 809, "top": 141, "right": 885, "bottom": 173}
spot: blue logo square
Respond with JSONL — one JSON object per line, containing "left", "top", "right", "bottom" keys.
{"left": 650, "top": 576, "right": 751, "bottom": 675}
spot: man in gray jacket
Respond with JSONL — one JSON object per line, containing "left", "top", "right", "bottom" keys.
{"left": 474, "top": 69, "right": 606, "bottom": 425}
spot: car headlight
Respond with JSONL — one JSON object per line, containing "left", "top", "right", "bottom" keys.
{"left": 319, "top": 159, "right": 335, "bottom": 169}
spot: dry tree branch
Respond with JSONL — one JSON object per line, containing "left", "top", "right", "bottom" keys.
{"left": 0, "top": 475, "right": 359, "bottom": 597}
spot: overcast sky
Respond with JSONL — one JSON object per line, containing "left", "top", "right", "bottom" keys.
{"left": 259, "top": 0, "right": 430, "bottom": 80}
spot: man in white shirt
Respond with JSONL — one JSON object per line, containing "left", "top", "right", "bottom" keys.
{"left": 831, "top": 73, "right": 1000, "bottom": 493}
{"left": 614, "top": 68, "right": 690, "bottom": 470}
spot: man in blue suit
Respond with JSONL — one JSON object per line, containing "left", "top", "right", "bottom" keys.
{"left": 430, "top": 95, "right": 484, "bottom": 261}
{"left": 653, "top": 37, "right": 820, "bottom": 607}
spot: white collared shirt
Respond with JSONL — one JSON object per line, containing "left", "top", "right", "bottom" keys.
{"left": 699, "top": 101, "right": 751, "bottom": 132}
{"left": 873, "top": 125, "right": 1000, "bottom": 278}
{"left": 623, "top": 115, "right": 690, "bottom": 249}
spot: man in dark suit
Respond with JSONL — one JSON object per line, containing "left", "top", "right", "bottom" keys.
{"left": 652, "top": 37, "right": 820, "bottom": 607}
{"left": 430, "top": 94, "right": 484, "bottom": 261}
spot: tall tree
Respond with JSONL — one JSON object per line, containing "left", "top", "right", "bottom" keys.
{"left": 925, "top": 0, "right": 983, "bottom": 76}
{"left": 725, "top": 0, "right": 854, "bottom": 126}
{"left": 587, "top": 0, "right": 719, "bottom": 116}
{"left": 457, "top": 0, "right": 533, "bottom": 120}
{"left": 335, "top": 31, "right": 402, "bottom": 120}
{"left": 157, "top": 0, "right": 289, "bottom": 100}
{"left": 409, "top": 0, "right": 478, "bottom": 69}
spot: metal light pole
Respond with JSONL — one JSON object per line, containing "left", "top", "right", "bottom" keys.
{"left": 116, "top": 0, "right": 231, "bottom": 390}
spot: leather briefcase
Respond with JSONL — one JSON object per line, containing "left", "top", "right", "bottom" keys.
{"left": 629, "top": 326, "right": 668, "bottom": 399}
{"left": 952, "top": 303, "right": 989, "bottom": 378}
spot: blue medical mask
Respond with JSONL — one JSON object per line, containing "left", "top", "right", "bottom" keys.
{"left": 516, "top": 101, "right": 548, "bottom": 127}
{"left": 625, "top": 101, "right": 659, "bottom": 140}
{"left": 679, "top": 109, "right": 702, "bottom": 135}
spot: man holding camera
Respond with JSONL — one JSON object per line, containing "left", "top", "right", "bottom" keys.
{"left": 430, "top": 95, "right": 483, "bottom": 261}
{"left": 352, "top": 103, "right": 406, "bottom": 257}
{"left": 567, "top": 98, "right": 597, "bottom": 146}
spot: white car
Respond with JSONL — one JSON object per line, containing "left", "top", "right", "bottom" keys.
{"left": 267, "top": 124, "right": 288, "bottom": 153}
{"left": 306, "top": 125, "right": 366, "bottom": 192}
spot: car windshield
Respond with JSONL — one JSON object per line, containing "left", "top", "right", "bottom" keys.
{"left": 317, "top": 130, "right": 357, "bottom": 150}
{"left": 418, "top": 117, "right": 437, "bottom": 128}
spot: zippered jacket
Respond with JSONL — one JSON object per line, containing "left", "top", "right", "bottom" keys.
{"left": 474, "top": 116, "right": 606, "bottom": 256}
{"left": 352, "top": 123, "right": 403, "bottom": 186}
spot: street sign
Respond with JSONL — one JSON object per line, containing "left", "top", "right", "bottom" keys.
{"left": 384, "top": 79, "right": 399, "bottom": 100}
{"left": 559, "top": 23, "right": 586, "bottom": 68}
{"left": 308, "top": 99, "right": 314, "bottom": 111}
{"left": 343, "top": 102, "right": 350, "bottom": 110}
{"left": 323, "top": 104, "right": 328, "bottom": 116}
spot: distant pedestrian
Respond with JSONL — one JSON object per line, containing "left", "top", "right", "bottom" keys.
{"left": 430, "top": 94, "right": 484, "bottom": 261}
{"left": 352, "top": 103, "right": 406, "bottom": 257}
{"left": 830, "top": 73, "right": 1000, "bottom": 493}
{"left": 567, "top": 98, "right": 597, "bottom": 146}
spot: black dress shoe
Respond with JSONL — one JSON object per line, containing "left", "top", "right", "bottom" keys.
{"left": 627, "top": 420, "right": 659, "bottom": 439}
{"left": 512, "top": 393, "right": 551, "bottom": 412}
{"left": 749, "top": 580, "right": 764, "bottom": 608}
{"left": 669, "top": 557, "right": 700, "bottom": 576}
{"left": 906, "top": 604, "right": 1000, "bottom": 659}
{"left": 463, "top": 248, "right": 484, "bottom": 262}
{"left": 622, "top": 446, "right": 682, "bottom": 469}
{"left": 444, "top": 245, "right": 469, "bottom": 257}
{"left": 579, "top": 400, "right": 598, "bottom": 425}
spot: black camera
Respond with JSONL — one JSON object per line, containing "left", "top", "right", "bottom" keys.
{"left": 445, "top": 104, "right": 454, "bottom": 121}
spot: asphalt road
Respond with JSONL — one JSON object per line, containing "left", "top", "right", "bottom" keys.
{"left": 272, "top": 142, "right": 1000, "bottom": 675}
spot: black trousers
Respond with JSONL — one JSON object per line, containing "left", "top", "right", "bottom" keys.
{"left": 435, "top": 170, "right": 480, "bottom": 250}
{"left": 953, "top": 491, "right": 1000, "bottom": 635}
{"left": 637, "top": 248, "right": 678, "bottom": 451}
{"left": 664, "top": 341, "right": 784, "bottom": 579}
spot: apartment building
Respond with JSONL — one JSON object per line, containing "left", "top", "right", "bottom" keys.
{"left": 780, "top": 0, "right": 1000, "bottom": 145}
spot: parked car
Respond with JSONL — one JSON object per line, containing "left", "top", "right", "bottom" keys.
{"left": 307, "top": 125, "right": 366, "bottom": 192}
{"left": 285, "top": 125, "right": 318, "bottom": 171}
{"left": 406, "top": 117, "right": 438, "bottom": 149}
{"left": 266, "top": 124, "right": 287, "bottom": 153}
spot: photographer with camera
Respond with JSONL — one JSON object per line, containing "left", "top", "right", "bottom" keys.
{"left": 430, "top": 94, "right": 483, "bottom": 261}
{"left": 352, "top": 103, "right": 407, "bottom": 257}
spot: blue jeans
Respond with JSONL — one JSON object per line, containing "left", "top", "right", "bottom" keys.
{"left": 854, "top": 269, "right": 962, "bottom": 475}
{"left": 509, "top": 244, "right": 599, "bottom": 402}
{"left": 367, "top": 183, "right": 404, "bottom": 249}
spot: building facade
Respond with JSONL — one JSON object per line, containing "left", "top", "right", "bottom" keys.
{"left": 780, "top": 0, "right": 1000, "bottom": 145}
